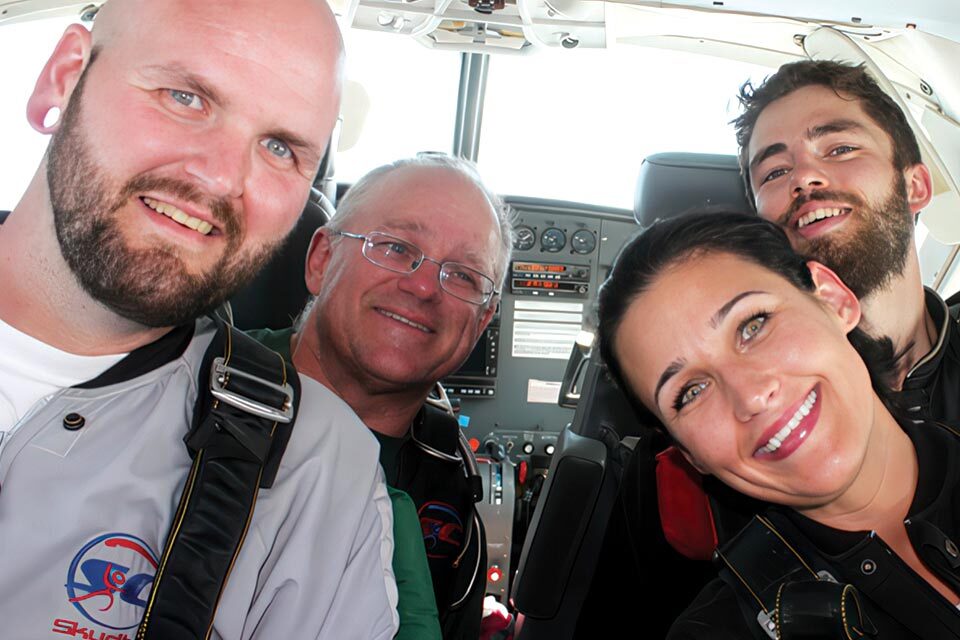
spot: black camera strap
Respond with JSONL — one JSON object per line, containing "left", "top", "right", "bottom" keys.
{"left": 717, "top": 514, "right": 877, "bottom": 640}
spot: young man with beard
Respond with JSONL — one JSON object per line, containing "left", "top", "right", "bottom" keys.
{"left": 735, "top": 60, "right": 960, "bottom": 422}
{"left": 0, "top": 1, "right": 397, "bottom": 638}
{"left": 253, "top": 155, "right": 513, "bottom": 640}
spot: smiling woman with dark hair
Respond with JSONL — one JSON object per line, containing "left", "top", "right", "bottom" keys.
{"left": 597, "top": 212, "right": 960, "bottom": 639}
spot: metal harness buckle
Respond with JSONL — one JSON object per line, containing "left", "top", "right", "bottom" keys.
{"left": 209, "top": 357, "right": 294, "bottom": 423}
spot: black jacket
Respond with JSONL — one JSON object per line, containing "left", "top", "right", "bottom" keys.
{"left": 386, "top": 405, "right": 487, "bottom": 640}
{"left": 667, "top": 418, "right": 960, "bottom": 639}
{"left": 894, "top": 288, "right": 960, "bottom": 423}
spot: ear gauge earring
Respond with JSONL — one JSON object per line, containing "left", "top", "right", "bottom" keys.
{"left": 42, "top": 107, "right": 62, "bottom": 131}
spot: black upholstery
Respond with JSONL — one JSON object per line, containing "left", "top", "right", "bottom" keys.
{"left": 512, "top": 349, "right": 642, "bottom": 640}
{"left": 634, "top": 152, "right": 752, "bottom": 228}
{"left": 512, "top": 427, "right": 611, "bottom": 621}
{"left": 229, "top": 190, "right": 334, "bottom": 330}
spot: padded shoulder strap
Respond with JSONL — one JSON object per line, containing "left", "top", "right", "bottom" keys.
{"left": 137, "top": 317, "right": 300, "bottom": 639}
{"left": 418, "top": 402, "right": 462, "bottom": 453}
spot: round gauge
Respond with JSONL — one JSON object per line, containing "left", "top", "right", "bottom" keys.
{"left": 571, "top": 229, "right": 597, "bottom": 254}
{"left": 540, "top": 227, "right": 566, "bottom": 252}
{"left": 513, "top": 225, "right": 536, "bottom": 251}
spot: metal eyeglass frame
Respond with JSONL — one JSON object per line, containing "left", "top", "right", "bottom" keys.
{"left": 333, "top": 230, "right": 499, "bottom": 305}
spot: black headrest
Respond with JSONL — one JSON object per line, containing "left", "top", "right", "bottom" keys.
{"left": 229, "top": 190, "right": 334, "bottom": 330}
{"left": 634, "top": 153, "right": 752, "bottom": 228}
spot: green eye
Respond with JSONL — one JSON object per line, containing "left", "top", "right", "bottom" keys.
{"left": 740, "top": 314, "right": 767, "bottom": 342}
{"left": 674, "top": 381, "right": 708, "bottom": 411}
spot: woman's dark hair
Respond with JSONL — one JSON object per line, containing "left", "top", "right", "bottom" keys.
{"left": 597, "top": 212, "right": 898, "bottom": 424}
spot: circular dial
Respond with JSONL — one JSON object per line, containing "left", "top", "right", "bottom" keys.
{"left": 571, "top": 229, "right": 597, "bottom": 254}
{"left": 513, "top": 225, "right": 536, "bottom": 251}
{"left": 540, "top": 227, "right": 566, "bottom": 252}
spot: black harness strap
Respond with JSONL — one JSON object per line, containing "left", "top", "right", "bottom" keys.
{"left": 137, "top": 318, "right": 300, "bottom": 639}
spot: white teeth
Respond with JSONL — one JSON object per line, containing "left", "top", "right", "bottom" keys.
{"left": 797, "top": 208, "right": 845, "bottom": 229}
{"left": 379, "top": 309, "right": 431, "bottom": 333}
{"left": 758, "top": 389, "right": 817, "bottom": 455}
{"left": 142, "top": 197, "right": 214, "bottom": 236}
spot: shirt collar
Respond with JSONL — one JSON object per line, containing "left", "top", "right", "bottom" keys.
{"left": 75, "top": 323, "right": 196, "bottom": 389}
{"left": 904, "top": 287, "right": 951, "bottom": 385}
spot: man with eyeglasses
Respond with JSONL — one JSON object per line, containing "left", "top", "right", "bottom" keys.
{"left": 251, "top": 154, "right": 512, "bottom": 640}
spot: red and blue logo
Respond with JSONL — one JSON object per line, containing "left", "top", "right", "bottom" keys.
{"left": 65, "top": 533, "right": 159, "bottom": 630}
{"left": 419, "top": 501, "right": 464, "bottom": 560}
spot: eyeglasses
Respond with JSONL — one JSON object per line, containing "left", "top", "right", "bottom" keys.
{"left": 333, "top": 230, "right": 499, "bottom": 305}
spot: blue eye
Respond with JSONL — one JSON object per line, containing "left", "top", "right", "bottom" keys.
{"left": 168, "top": 89, "right": 203, "bottom": 110}
{"left": 260, "top": 137, "right": 292, "bottom": 159}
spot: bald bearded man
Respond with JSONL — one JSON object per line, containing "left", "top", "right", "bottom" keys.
{"left": 0, "top": 2, "right": 396, "bottom": 638}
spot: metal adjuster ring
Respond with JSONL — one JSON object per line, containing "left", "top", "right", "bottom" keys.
{"left": 210, "top": 357, "right": 294, "bottom": 423}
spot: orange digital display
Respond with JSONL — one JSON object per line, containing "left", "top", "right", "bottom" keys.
{"left": 513, "top": 262, "right": 566, "bottom": 273}
{"left": 517, "top": 279, "right": 560, "bottom": 289}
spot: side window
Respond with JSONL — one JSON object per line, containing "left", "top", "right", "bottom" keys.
{"left": 477, "top": 46, "right": 773, "bottom": 209}
{"left": 335, "top": 29, "right": 461, "bottom": 182}
{"left": 0, "top": 17, "right": 79, "bottom": 210}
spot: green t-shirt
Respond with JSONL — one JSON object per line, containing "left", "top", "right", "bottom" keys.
{"left": 249, "top": 327, "right": 441, "bottom": 640}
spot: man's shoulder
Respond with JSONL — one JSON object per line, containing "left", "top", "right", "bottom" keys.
{"left": 945, "top": 289, "right": 960, "bottom": 311}
{"left": 946, "top": 290, "right": 960, "bottom": 327}
{"left": 928, "top": 289, "right": 960, "bottom": 370}
{"left": 216, "top": 371, "right": 395, "bottom": 638}
{"left": 282, "top": 374, "right": 380, "bottom": 469}
{"left": 246, "top": 326, "right": 294, "bottom": 361}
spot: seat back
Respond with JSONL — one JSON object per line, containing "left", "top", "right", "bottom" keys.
{"left": 634, "top": 152, "right": 751, "bottom": 227}
{"left": 229, "top": 189, "right": 333, "bottom": 330}
{"left": 512, "top": 152, "right": 757, "bottom": 637}
{"left": 511, "top": 348, "right": 640, "bottom": 639}
{"left": 229, "top": 141, "right": 337, "bottom": 330}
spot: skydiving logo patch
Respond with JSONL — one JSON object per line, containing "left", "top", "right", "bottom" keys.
{"left": 65, "top": 533, "right": 159, "bottom": 630}
{"left": 419, "top": 501, "right": 464, "bottom": 559}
